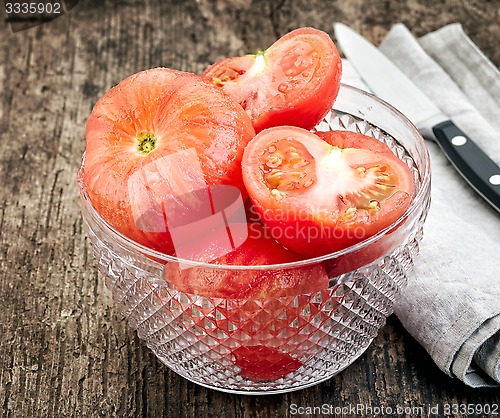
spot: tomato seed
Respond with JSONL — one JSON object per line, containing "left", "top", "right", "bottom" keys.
{"left": 266, "top": 156, "right": 282, "bottom": 168}
{"left": 271, "top": 189, "right": 284, "bottom": 200}
{"left": 264, "top": 171, "right": 283, "bottom": 188}
{"left": 368, "top": 200, "right": 381, "bottom": 211}
{"left": 356, "top": 167, "right": 366, "bottom": 177}
{"left": 340, "top": 207, "right": 357, "bottom": 221}
{"left": 261, "top": 139, "right": 315, "bottom": 193}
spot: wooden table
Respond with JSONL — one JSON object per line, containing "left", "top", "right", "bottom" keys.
{"left": 1, "top": 1, "right": 499, "bottom": 416}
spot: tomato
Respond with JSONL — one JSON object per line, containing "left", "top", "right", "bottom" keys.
{"left": 83, "top": 68, "right": 255, "bottom": 254}
{"left": 163, "top": 222, "right": 330, "bottom": 382}
{"left": 241, "top": 127, "right": 415, "bottom": 258}
{"left": 202, "top": 27, "right": 342, "bottom": 132}
{"left": 232, "top": 346, "right": 303, "bottom": 381}
{"left": 165, "top": 224, "right": 329, "bottom": 299}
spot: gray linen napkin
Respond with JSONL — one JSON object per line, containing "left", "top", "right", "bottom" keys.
{"left": 379, "top": 24, "right": 500, "bottom": 388}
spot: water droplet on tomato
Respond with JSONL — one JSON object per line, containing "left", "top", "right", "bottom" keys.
{"left": 278, "top": 83, "right": 289, "bottom": 93}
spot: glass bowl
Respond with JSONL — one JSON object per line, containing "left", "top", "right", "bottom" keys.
{"left": 78, "top": 84, "right": 431, "bottom": 394}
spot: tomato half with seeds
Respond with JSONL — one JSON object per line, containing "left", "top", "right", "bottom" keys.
{"left": 202, "top": 27, "right": 342, "bottom": 132}
{"left": 242, "top": 127, "right": 415, "bottom": 258}
{"left": 83, "top": 68, "right": 255, "bottom": 255}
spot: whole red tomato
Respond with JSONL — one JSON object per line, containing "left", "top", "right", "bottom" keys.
{"left": 83, "top": 68, "right": 255, "bottom": 255}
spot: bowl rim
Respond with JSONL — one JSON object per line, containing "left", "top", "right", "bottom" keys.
{"left": 78, "top": 83, "right": 431, "bottom": 271}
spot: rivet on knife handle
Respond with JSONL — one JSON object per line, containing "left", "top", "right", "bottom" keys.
{"left": 432, "top": 120, "right": 500, "bottom": 212}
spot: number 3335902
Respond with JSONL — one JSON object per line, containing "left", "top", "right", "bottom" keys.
{"left": 5, "top": 3, "right": 62, "bottom": 14}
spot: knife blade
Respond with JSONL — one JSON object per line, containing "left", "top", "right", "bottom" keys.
{"left": 334, "top": 22, "right": 500, "bottom": 213}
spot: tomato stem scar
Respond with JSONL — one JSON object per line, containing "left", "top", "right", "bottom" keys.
{"left": 324, "top": 146, "right": 342, "bottom": 168}
{"left": 137, "top": 132, "right": 158, "bottom": 155}
{"left": 247, "top": 51, "right": 267, "bottom": 77}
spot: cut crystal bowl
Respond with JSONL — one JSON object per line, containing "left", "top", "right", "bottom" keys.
{"left": 78, "top": 84, "right": 431, "bottom": 394}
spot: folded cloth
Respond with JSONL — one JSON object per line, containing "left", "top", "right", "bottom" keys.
{"left": 378, "top": 24, "right": 500, "bottom": 388}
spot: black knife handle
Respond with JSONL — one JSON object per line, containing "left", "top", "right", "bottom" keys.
{"left": 432, "top": 120, "right": 500, "bottom": 213}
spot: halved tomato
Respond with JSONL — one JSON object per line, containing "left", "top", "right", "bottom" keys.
{"left": 83, "top": 68, "right": 255, "bottom": 254}
{"left": 202, "top": 27, "right": 342, "bottom": 132}
{"left": 241, "top": 127, "right": 415, "bottom": 258}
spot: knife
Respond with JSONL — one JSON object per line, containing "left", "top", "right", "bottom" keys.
{"left": 334, "top": 22, "right": 500, "bottom": 213}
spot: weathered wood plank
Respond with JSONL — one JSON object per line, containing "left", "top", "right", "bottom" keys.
{"left": 0, "top": 1, "right": 499, "bottom": 417}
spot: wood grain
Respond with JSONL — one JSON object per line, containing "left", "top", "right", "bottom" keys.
{"left": 0, "top": 1, "right": 499, "bottom": 417}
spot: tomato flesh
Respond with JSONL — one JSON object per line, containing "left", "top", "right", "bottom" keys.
{"left": 202, "top": 27, "right": 342, "bottom": 132}
{"left": 232, "top": 346, "right": 303, "bottom": 381}
{"left": 242, "top": 127, "right": 415, "bottom": 258}
{"left": 165, "top": 224, "right": 329, "bottom": 299}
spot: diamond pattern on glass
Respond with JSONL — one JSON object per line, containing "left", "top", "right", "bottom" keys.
{"left": 81, "top": 107, "right": 430, "bottom": 393}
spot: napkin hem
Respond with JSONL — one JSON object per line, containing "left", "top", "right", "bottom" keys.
{"left": 450, "top": 314, "right": 500, "bottom": 387}
{"left": 421, "top": 23, "right": 500, "bottom": 102}
{"left": 419, "top": 23, "right": 500, "bottom": 134}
